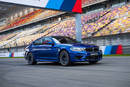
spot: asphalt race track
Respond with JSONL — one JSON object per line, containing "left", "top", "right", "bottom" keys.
{"left": 0, "top": 56, "right": 130, "bottom": 87}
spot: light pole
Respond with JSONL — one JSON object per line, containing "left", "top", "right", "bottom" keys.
{"left": 75, "top": 13, "right": 82, "bottom": 42}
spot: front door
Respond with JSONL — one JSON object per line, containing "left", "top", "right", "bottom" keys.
{"left": 32, "top": 37, "right": 58, "bottom": 60}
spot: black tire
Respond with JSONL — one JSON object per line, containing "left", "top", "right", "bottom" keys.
{"left": 59, "top": 50, "right": 71, "bottom": 66}
{"left": 89, "top": 61, "right": 98, "bottom": 64}
{"left": 27, "top": 53, "right": 37, "bottom": 65}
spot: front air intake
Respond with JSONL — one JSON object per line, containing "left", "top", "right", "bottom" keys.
{"left": 86, "top": 47, "right": 99, "bottom": 52}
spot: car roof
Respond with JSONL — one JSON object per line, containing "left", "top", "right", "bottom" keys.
{"left": 51, "top": 36, "right": 69, "bottom": 38}
{"left": 35, "top": 36, "right": 73, "bottom": 41}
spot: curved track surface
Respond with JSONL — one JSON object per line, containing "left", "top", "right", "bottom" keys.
{"left": 0, "top": 56, "right": 130, "bottom": 87}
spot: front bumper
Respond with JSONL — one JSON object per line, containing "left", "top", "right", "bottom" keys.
{"left": 70, "top": 51, "right": 102, "bottom": 62}
{"left": 24, "top": 51, "right": 28, "bottom": 60}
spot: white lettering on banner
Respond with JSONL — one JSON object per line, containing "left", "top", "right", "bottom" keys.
{"left": 0, "top": 52, "right": 25, "bottom": 57}
{"left": 14, "top": 52, "right": 25, "bottom": 57}
{"left": 0, "top": 53, "right": 9, "bottom": 57}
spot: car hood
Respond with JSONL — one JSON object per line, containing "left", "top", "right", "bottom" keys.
{"left": 72, "top": 43, "right": 98, "bottom": 48}
{"left": 58, "top": 43, "right": 98, "bottom": 48}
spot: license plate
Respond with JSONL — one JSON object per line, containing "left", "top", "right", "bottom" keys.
{"left": 91, "top": 53, "right": 98, "bottom": 56}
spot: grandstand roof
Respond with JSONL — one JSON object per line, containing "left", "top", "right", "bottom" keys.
{"left": 0, "top": 3, "right": 14, "bottom": 18}
{"left": 0, "top": 3, "right": 27, "bottom": 19}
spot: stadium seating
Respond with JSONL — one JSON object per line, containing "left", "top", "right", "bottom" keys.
{"left": 0, "top": 22, "right": 61, "bottom": 48}
{"left": 82, "top": 0, "right": 100, "bottom": 6}
{"left": 0, "top": 0, "right": 103, "bottom": 32}
{"left": 1, "top": 9, "right": 43, "bottom": 30}
{"left": 32, "top": 10, "right": 61, "bottom": 22}
{"left": 95, "top": 5, "right": 130, "bottom": 36}
{"left": 40, "top": 4, "right": 129, "bottom": 39}
{"left": 0, "top": 0, "right": 104, "bottom": 32}
{"left": 0, "top": 33, "right": 17, "bottom": 41}
{"left": 0, "top": 25, "right": 6, "bottom": 31}
{"left": 0, "top": 4, "right": 129, "bottom": 48}
{"left": 0, "top": 9, "right": 61, "bottom": 31}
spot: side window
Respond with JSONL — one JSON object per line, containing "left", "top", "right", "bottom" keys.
{"left": 42, "top": 38, "right": 53, "bottom": 44}
{"left": 33, "top": 39, "right": 42, "bottom": 45}
{"left": 33, "top": 37, "right": 53, "bottom": 45}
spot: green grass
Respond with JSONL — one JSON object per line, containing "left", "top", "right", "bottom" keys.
{"left": 0, "top": 57, "right": 24, "bottom": 58}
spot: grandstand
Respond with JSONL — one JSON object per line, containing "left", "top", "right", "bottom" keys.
{"left": 0, "top": 0, "right": 130, "bottom": 55}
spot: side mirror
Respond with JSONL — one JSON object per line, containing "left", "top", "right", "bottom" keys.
{"left": 49, "top": 42, "right": 55, "bottom": 47}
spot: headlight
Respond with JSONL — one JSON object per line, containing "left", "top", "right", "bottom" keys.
{"left": 25, "top": 46, "right": 29, "bottom": 51}
{"left": 70, "top": 47, "right": 86, "bottom": 52}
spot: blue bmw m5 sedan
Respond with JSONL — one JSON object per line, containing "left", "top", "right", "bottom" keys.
{"left": 24, "top": 36, "right": 102, "bottom": 66}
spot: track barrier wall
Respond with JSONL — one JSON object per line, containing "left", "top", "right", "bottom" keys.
{"left": 0, "top": 52, "right": 24, "bottom": 57}
{"left": 0, "top": 45, "right": 129, "bottom": 57}
{"left": 100, "top": 45, "right": 123, "bottom": 55}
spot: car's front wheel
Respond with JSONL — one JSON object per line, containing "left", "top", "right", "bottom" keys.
{"left": 59, "top": 50, "right": 71, "bottom": 66}
{"left": 27, "top": 53, "right": 37, "bottom": 65}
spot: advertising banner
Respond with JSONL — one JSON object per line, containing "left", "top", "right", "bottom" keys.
{"left": 0, "top": 53, "right": 9, "bottom": 57}
{"left": 14, "top": 52, "right": 25, "bottom": 57}
{"left": 0, "top": 0, "right": 82, "bottom": 13}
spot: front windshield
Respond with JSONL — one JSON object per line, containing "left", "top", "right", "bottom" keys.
{"left": 53, "top": 37, "right": 78, "bottom": 44}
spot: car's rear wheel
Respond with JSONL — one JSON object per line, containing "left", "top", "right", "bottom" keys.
{"left": 59, "top": 50, "right": 71, "bottom": 66}
{"left": 27, "top": 53, "right": 37, "bottom": 65}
